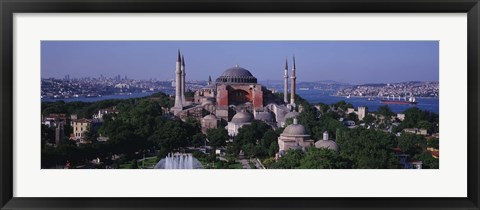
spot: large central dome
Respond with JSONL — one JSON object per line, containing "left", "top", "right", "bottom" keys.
{"left": 216, "top": 65, "right": 257, "bottom": 84}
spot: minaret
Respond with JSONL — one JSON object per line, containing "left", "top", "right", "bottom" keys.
{"left": 284, "top": 59, "right": 289, "bottom": 104}
{"left": 208, "top": 75, "right": 212, "bottom": 85}
{"left": 290, "top": 56, "right": 296, "bottom": 105}
{"left": 181, "top": 54, "right": 186, "bottom": 104}
{"left": 174, "top": 50, "right": 183, "bottom": 110}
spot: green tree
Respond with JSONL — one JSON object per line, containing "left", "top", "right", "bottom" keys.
{"left": 362, "top": 114, "right": 375, "bottom": 126}
{"left": 191, "top": 133, "right": 206, "bottom": 147}
{"left": 149, "top": 119, "right": 189, "bottom": 154}
{"left": 427, "top": 138, "right": 439, "bottom": 149}
{"left": 130, "top": 159, "right": 138, "bottom": 169}
{"left": 259, "top": 130, "right": 279, "bottom": 157}
{"left": 206, "top": 127, "right": 228, "bottom": 156}
{"left": 414, "top": 151, "right": 439, "bottom": 169}
{"left": 83, "top": 128, "right": 99, "bottom": 142}
{"left": 337, "top": 127, "right": 399, "bottom": 169}
{"left": 242, "top": 143, "right": 256, "bottom": 158}
{"left": 333, "top": 100, "right": 353, "bottom": 112}
{"left": 41, "top": 125, "right": 56, "bottom": 145}
{"left": 268, "top": 141, "right": 279, "bottom": 157}
{"left": 417, "top": 120, "right": 431, "bottom": 129}
{"left": 397, "top": 132, "right": 426, "bottom": 157}
{"left": 316, "top": 103, "right": 329, "bottom": 114}
{"left": 269, "top": 149, "right": 305, "bottom": 169}
{"left": 401, "top": 107, "right": 439, "bottom": 133}
{"left": 346, "top": 112, "right": 359, "bottom": 122}
{"left": 377, "top": 105, "right": 394, "bottom": 117}
{"left": 299, "top": 147, "right": 350, "bottom": 169}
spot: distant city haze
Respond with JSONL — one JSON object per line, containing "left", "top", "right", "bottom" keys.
{"left": 41, "top": 41, "right": 439, "bottom": 84}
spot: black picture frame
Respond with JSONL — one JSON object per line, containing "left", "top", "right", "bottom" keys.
{"left": 1, "top": 0, "right": 479, "bottom": 209}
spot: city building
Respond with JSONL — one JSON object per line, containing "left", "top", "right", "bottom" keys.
{"left": 277, "top": 118, "right": 315, "bottom": 155}
{"left": 42, "top": 113, "right": 69, "bottom": 127}
{"left": 346, "top": 106, "right": 366, "bottom": 121}
{"left": 71, "top": 119, "right": 91, "bottom": 141}
{"left": 201, "top": 114, "right": 219, "bottom": 134}
{"left": 170, "top": 51, "right": 300, "bottom": 134}
{"left": 403, "top": 128, "right": 428, "bottom": 136}
{"left": 93, "top": 107, "right": 118, "bottom": 120}
{"left": 70, "top": 119, "right": 101, "bottom": 142}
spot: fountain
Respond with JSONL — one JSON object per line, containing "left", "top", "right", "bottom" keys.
{"left": 154, "top": 153, "right": 203, "bottom": 169}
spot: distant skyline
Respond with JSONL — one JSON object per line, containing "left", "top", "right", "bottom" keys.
{"left": 41, "top": 41, "right": 439, "bottom": 84}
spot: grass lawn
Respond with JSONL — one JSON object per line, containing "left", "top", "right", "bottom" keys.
{"left": 118, "top": 156, "right": 158, "bottom": 169}
{"left": 228, "top": 163, "right": 243, "bottom": 169}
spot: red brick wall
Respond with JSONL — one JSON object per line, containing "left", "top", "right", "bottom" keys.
{"left": 216, "top": 84, "right": 264, "bottom": 109}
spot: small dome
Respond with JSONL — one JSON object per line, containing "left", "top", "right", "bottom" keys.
{"left": 231, "top": 112, "right": 253, "bottom": 124}
{"left": 282, "top": 124, "right": 309, "bottom": 136}
{"left": 315, "top": 140, "right": 339, "bottom": 152}
{"left": 255, "top": 111, "right": 273, "bottom": 122}
{"left": 203, "top": 114, "right": 217, "bottom": 120}
{"left": 285, "top": 111, "right": 300, "bottom": 120}
{"left": 201, "top": 100, "right": 213, "bottom": 106}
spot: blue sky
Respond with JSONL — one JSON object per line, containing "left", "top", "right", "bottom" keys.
{"left": 41, "top": 41, "right": 439, "bottom": 84}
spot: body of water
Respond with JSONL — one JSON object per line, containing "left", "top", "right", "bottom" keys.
{"left": 297, "top": 89, "right": 439, "bottom": 114}
{"left": 42, "top": 89, "right": 439, "bottom": 114}
{"left": 41, "top": 92, "right": 155, "bottom": 103}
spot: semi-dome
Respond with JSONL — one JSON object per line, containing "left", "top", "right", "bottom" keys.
{"left": 282, "top": 124, "right": 308, "bottom": 136}
{"left": 216, "top": 65, "right": 257, "bottom": 84}
{"left": 203, "top": 114, "right": 217, "bottom": 120}
{"left": 221, "top": 66, "right": 253, "bottom": 77}
{"left": 315, "top": 140, "right": 339, "bottom": 152}
{"left": 231, "top": 112, "right": 253, "bottom": 124}
{"left": 255, "top": 111, "right": 273, "bottom": 122}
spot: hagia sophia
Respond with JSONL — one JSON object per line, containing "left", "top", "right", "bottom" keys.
{"left": 170, "top": 51, "right": 339, "bottom": 156}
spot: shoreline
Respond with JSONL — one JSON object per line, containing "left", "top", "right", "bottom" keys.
{"left": 331, "top": 95, "right": 439, "bottom": 99}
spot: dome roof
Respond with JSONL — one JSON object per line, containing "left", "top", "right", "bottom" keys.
{"left": 285, "top": 111, "right": 300, "bottom": 119}
{"left": 203, "top": 114, "right": 217, "bottom": 120}
{"left": 282, "top": 124, "right": 309, "bottom": 136}
{"left": 315, "top": 140, "right": 339, "bottom": 152}
{"left": 231, "top": 112, "right": 253, "bottom": 124}
{"left": 221, "top": 66, "right": 253, "bottom": 77}
{"left": 201, "top": 100, "right": 213, "bottom": 106}
{"left": 255, "top": 111, "right": 273, "bottom": 122}
{"left": 216, "top": 65, "right": 257, "bottom": 84}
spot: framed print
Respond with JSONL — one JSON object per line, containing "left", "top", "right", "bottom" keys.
{"left": 1, "top": 0, "right": 479, "bottom": 209}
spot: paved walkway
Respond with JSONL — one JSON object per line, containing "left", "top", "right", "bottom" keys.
{"left": 239, "top": 158, "right": 251, "bottom": 169}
